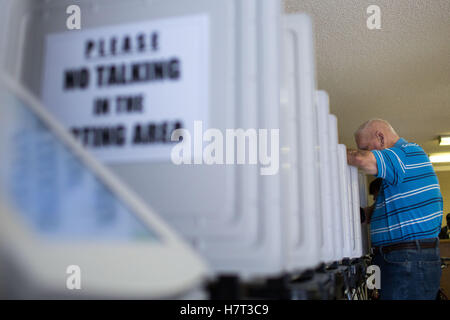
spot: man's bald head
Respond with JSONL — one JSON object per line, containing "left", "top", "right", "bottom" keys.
{"left": 354, "top": 119, "right": 400, "bottom": 151}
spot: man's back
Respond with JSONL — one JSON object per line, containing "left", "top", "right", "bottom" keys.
{"left": 370, "top": 138, "right": 443, "bottom": 246}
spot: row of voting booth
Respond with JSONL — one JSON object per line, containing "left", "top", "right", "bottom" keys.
{"left": 0, "top": 0, "right": 370, "bottom": 299}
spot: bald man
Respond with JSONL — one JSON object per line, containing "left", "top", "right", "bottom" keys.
{"left": 347, "top": 119, "right": 443, "bottom": 300}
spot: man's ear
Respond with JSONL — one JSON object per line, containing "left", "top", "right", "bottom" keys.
{"left": 375, "top": 131, "right": 385, "bottom": 148}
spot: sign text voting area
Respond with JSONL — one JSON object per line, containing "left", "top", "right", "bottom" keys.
{"left": 42, "top": 15, "right": 209, "bottom": 163}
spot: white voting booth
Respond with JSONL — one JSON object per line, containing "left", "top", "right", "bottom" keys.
{"left": 358, "top": 172, "right": 370, "bottom": 256}
{"left": 0, "top": 75, "right": 209, "bottom": 299}
{"left": 349, "top": 166, "right": 363, "bottom": 258}
{"left": 327, "top": 114, "right": 345, "bottom": 261}
{"left": 337, "top": 144, "right": 352, "bottom": 258}
{"left": 315, "top": 91, "right": 335, "bottom": 263}
{"left": 281, "top": 14, "right": 321, "bottom": 272}
{"left": 337, "top": 147, "right": 364, "bottom": 260}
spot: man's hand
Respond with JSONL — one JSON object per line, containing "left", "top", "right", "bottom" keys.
{"left": 346, "top": 148, "right": 378, "bottom": 175}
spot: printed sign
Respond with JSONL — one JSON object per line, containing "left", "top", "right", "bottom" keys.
{"left": 42, "top": 15, "right": 209, "bottom": 162}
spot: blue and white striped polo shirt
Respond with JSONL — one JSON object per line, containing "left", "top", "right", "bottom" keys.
{"left": 370, "top": 138, "right": 443, "bottom": 246}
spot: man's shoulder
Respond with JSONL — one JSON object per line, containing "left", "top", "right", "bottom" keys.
{"left": 391, "top": 138, "right": 425, "bottom": 154}
{"left": 399, "top": 142, "right": 420, "bottom": 148}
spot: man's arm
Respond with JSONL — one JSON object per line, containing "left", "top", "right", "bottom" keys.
{"left": 347, "top": 148, "right": 378, "bottom": 175}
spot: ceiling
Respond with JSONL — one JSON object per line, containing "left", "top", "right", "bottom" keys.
{"left": 285, "top": 0, "right": 450, "bottom": 157}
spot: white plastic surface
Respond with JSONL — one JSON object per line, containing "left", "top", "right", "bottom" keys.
{"left": 346, "top": 165, "right": 355, "bottom": 257}
{"left": 0, "top": 0, "right": 331, "bottom": 276}
{"left": 337, "top": 144, "right": 352, "bottom": 259}
{"left": 327, "top": 114, "right": 344, "bottom": 262}
{"left": 315, "top": 91, "right": 334, "bottom": 263}
{"left": 349, "top": 166, "right": 363, "bottom": 258}
{"left": 358, "top": 172, "right": 370, "bottom": 256}
{"left": 0, "top": 75, "right": 209, "bottom": 299}
{"left": 281, "top": 14, "right": 321, "bottom": 271}
{"left": 0, "top": 0, "right": 294, "bottom": 278}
